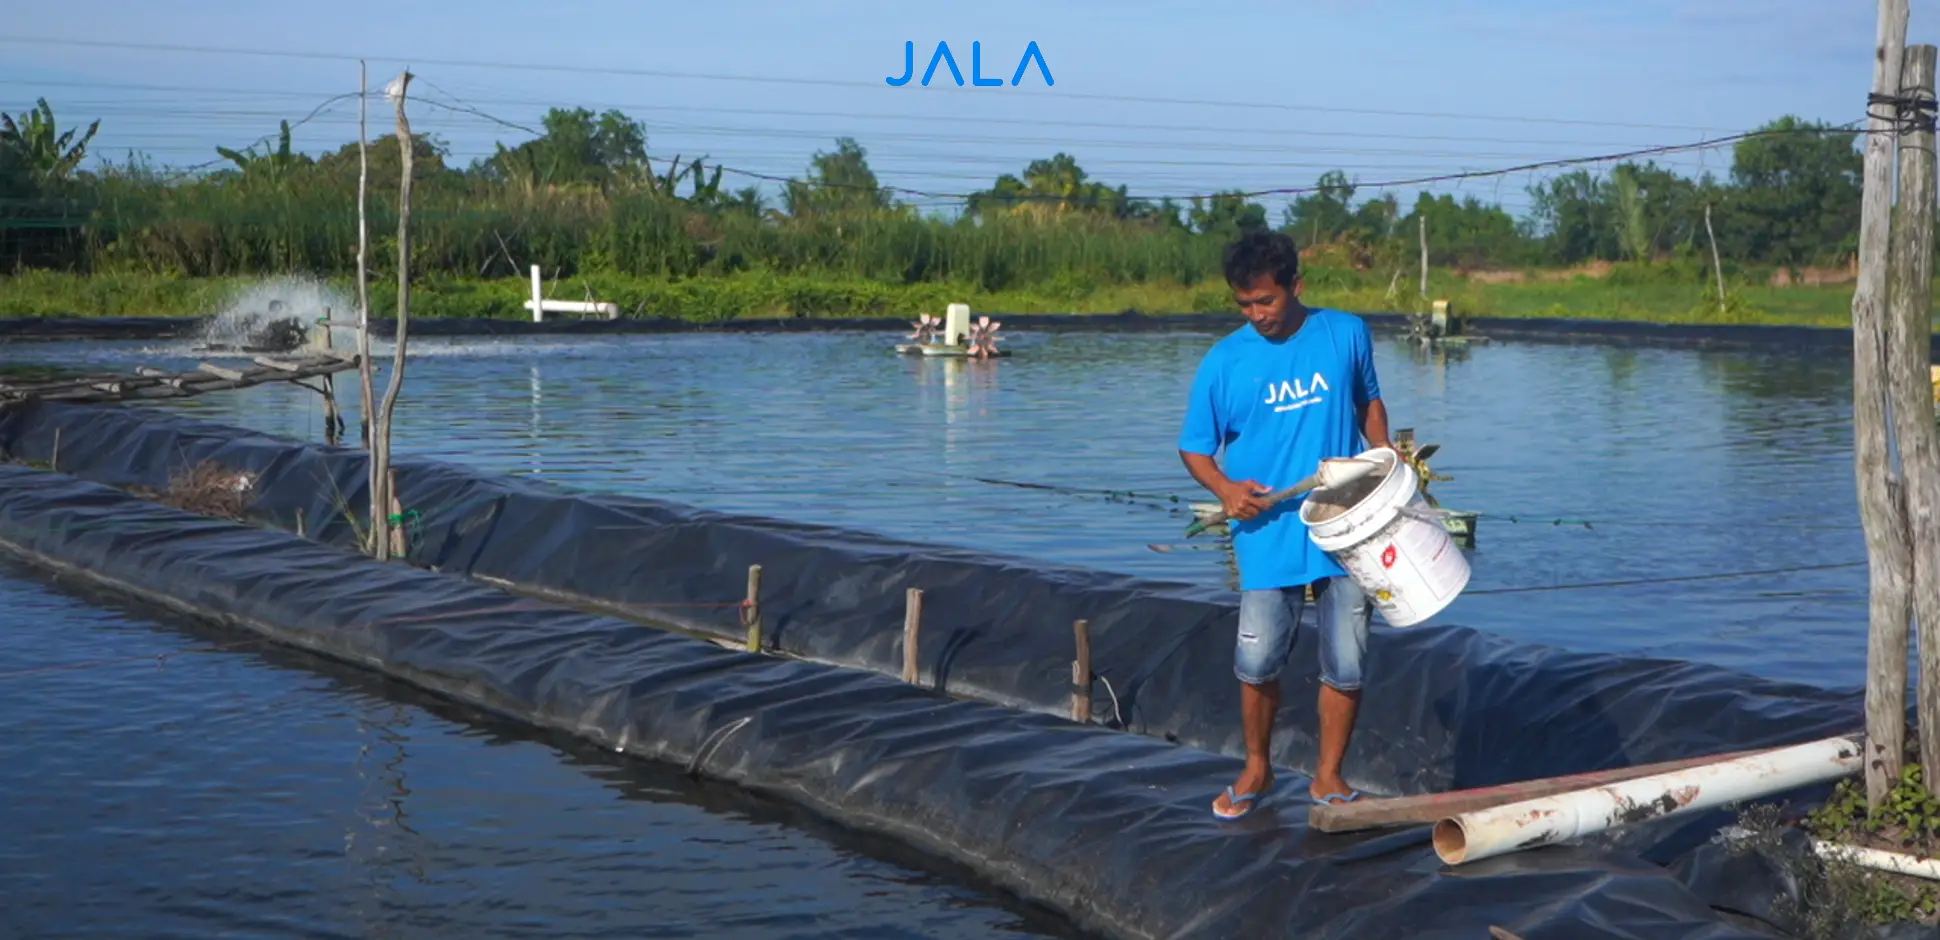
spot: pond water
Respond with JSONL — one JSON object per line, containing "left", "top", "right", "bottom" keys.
{"left": 0, "top": 556, "right": 1082, "bottom": 939}
{"left": 2, "top": 326, "right": 1867, "bottom": 689}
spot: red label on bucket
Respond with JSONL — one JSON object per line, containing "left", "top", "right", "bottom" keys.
{"left": 1381, "top": 544, "right": 1397, "bottom": 568}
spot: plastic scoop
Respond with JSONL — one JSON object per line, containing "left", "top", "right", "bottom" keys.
{"left": 1183, "top": 457, "right": 1382, "bottom": 539}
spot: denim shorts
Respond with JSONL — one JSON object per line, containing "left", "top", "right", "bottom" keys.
{"left": 1234, "top": 576, "right": 1372, "bottom": 690}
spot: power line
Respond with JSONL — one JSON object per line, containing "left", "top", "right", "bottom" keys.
{"left": 5, "top": 72, "right": 1856, "bottom": 210}
{"left": 0, "top": 77, "right": 1712, "bottom": 151}
{"left": 0, "top": 34, "right": 1722, "bottom": 132}
{"left": 393, "top": 80, "right": 1814, "bottom": 204}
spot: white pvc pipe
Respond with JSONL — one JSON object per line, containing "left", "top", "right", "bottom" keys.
{"left": 1432, "top": 735, "right": 1864, "bottom": 865}
{"left": 530, "top": 264, "right": 544, "bottom": 323}
{"left": 1814, "top": 839, "right": 1940, "bottom": 882}
{"left": 522, "top": 300, "right": 620, "bottom": 318}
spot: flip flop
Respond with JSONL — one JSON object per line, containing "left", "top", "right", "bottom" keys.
{"left": 1312, "top": 789, "right": 1363, "bottom": 805}
{"left": 1214, "top": 785, "right": 1264, "bottom": 820}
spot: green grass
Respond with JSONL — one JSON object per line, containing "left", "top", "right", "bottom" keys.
{"left": 0, "top": 269, "right": 1226, "bottom": 321}
{"left": 0, "top": 267, "right": 1917, "bottom": 329}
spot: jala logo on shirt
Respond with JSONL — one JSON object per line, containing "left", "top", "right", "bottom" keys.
{"left": 1262, "top": 372, "right": 1330, "bottom": 413}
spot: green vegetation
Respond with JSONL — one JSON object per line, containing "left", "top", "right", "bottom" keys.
{"left": 1716, "top": 764, "right": 1940, "bottom": 938}
{"left": 0, "top": 96, "right": 1899, "bottom": 323}
{"left": 1781, "top": 766, "right": 1940, "bottom": 931}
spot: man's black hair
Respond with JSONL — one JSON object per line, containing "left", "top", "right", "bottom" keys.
{"left": 1222, "top": 229, "right": 1301, "bottom": 289}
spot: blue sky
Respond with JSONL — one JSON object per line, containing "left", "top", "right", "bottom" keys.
{"left": 0, "top": 0, "right": 1890, "bottom": 223}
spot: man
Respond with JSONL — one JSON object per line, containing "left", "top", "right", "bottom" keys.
{"left": 1177, "top": 229, "right": 1390, "bottom": 819}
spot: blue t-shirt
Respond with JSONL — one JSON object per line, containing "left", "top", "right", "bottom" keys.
{"left": 1177, "top": 308, "right": 1382, "bottom": 591}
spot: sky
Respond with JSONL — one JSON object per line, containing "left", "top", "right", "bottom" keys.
{"left": 0, "top": 0, "right": 1895, "bottom": 224}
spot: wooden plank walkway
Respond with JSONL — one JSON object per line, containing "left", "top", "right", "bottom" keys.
{"left": 0, "top": 351, "right": 361, "bottom": 405}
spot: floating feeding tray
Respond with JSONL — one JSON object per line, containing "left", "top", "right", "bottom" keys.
{"left": 896, "top": 303, "right": 1011, "bottom": 358}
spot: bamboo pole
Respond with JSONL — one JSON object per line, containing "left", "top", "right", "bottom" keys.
{"left": 1071, "top": 619, "right": 1091, "bottom": 723}
{"left": 1703, "top": 203, "right": 1726, "bottom": 314}
{"left": 743, "top": 564, "right": 763, "bottom": 651}
{"left": 354, "top": 60, "right": 381, "bottom": 557}
{"left": 355, "top": 61, "right": 374, "bottom": 454}
{"left": 370, "top": 69, "right": 415, "bottom": 562}
{"left": 1854, "top": 0, "right": 1913, "bottom": 808}
{"left": 1888, "top": 44, "right": 1940, "bottom": 795}
{"left": 902, "top": 588, "right": 923, "bottom": 684}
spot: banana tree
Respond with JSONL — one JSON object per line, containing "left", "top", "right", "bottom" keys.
{"left": 216, "top": 120, "right": 310, "bottom": 187}
{"left": 0, "top": 98, "right": 99, "bottom": 188}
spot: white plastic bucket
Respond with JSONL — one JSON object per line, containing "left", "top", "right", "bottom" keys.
{"left": 1299, "top": 447, "right": 1470, "bottom": 628}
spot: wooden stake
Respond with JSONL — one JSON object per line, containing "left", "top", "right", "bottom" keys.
{"left": 318, "top": 305, "right": 342, "bottom": 445}
{"left": 1071, "top": 618, "right": 1091, "bottom": 723}
{"left": 50, "top": 427, "right": 58, "bottom": 472}
{"left": 1889, "top": 44, "right": 1940, "bottom": 796}
{"left": 387, "top": 466, "right": 406, "bottom": 558}
{"left": 1703, "top": 203, "right": 1726, "bottom": 314}
{"left": 902, "top": 588, "right": 923, "bottom": 684}
{"left": 1416, "top": 213, "right": 1428, "bottom": 304}
{"left": 295, "top": 507, "right": 306, "bottom": 539}
{"left": 743, "top": 564, "right": 763, "bottom": 651}
{"left": 355, "top": 60, "right": 375, "bottom": 456}
{"left": 1855, "top": 0, "right": 1913, "bottom": 808}
{"left": 369, "top": 69, "right": 415, "bottom": 562}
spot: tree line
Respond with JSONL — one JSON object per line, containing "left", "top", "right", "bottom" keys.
{"left": 0, "top": 97, "right": 1866, "bottom": 293}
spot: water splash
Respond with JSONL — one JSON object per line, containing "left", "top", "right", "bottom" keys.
{"left": 198, "top": 276, "right": 355, "bottom": 352}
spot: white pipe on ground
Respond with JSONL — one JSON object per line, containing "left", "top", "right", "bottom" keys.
{"left": 1814, "top": 839, "right": 1940, "bottom": 882}
{"left": 530, "top": 264, "right": 544, "bottom": 323}
{"left": 1432, "top": 735, "right": 1864, "bottom": 866}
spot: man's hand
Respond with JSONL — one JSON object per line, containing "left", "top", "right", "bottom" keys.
{"left": 1181, "top": 450, "right": 1274, "bottom": 520}
{"left": 1217, "top": 478, "right": 1274, "bottom": 521}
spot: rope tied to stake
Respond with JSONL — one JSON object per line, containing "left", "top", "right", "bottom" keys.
{"left": 1868, "top": 90, "right": 1938, "bottom": 134}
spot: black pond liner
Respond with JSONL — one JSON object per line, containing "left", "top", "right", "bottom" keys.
{"left": 0, "top": 457, "right": 1816, "bottom": 940}
{"left": 0, "top": 401, "right": 1883, "bottom": 938}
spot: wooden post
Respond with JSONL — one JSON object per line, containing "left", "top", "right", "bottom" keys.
{"left": 295, "top": 507, "right": 306, "bottom": 539}
{"left": 743, "top": 564, "right": 763, "bottom": 651}
{"left": 1071, "top": 619, "right": 1091, "bottom": 723}
{"left": 902, "top": 588, "right": 923, "bottom": 684}
{"left": 1703, "top": 203, "right": 1726, "bottom": 314}
{"left": 1889, "top": 44, "right": 1940, "bottom": 795}
{"left": 1416, "top": 214, "right": 1428, "bottom": 305}
{"left": 50, "top": 427, "right": 59, "bottom": 472}
{"left": 318, "top": 305, "right": 342, "bottom": 445}
{"left": 369, "top": 69, "right": 415, "bottom": 562}
{"left": 387, "top": 466, "right": 406, "bottom": 558}
{"left": 1854, "top": 0, "right": 1912, "bottom": 808}
{"left": 355, "top": 60, "right": 375, "bottom": 456}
